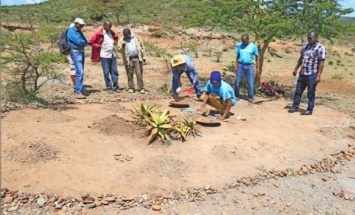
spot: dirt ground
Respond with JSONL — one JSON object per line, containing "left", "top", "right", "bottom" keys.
{"left": 1, "top": 24, "right": 355, "bottom": 214}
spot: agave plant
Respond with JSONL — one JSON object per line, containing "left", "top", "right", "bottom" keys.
{"left": 145, "top": 109, "right": 172, "bottom": 144}
{"left": 172, "top": 122, "right": 189, "bottom": 142}
{"left": 181, "top": 118, "right": 200, "bottom": 138}
{"left": 131, "top": 103, "right": 159, "bottom": 126}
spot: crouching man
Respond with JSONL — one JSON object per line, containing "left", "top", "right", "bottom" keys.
{"left": 199, "top": 71, "right": 237, "bottom": 121}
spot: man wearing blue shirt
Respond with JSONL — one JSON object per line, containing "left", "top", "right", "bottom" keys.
{"left": 67, "top": 18, "right": 88, "bottom": 99}
{"left": 170, "top": 54, "right": 203, "bottom": 100}
{"left": 234, "top": 34, "right": 260, "bottom": 102}
{"left": 200, "top": 71, "right": 237, "bottom": 121}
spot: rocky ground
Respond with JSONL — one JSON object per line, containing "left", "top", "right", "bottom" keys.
{"left": 1, "top": 143, "right": 354, "bottom": 214}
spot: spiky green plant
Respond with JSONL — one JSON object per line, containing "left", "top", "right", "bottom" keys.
{"left": 181, "top": 118, "right": 200, "bottom": 138}
{"left": 172, "top": 122, "right": 188, "bottom": 142}
{"left": 131, "top": 103, "right": 159, "bottom": 126}
{"left": 145, "top": 109, "right": 172, "bottom": 144}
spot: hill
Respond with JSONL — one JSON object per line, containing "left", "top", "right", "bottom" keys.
{"left": 340, "top": 16, "right": 355, "bottom": 24}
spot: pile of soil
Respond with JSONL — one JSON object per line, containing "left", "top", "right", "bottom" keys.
{"left": 91, "top": 114, "right": 138, "bottom": 136}
{"left": 4, "top": 141, "right": 61, "bottom": 163}
{"left": 147, "top": 156, "right": 188, "bottom": 179}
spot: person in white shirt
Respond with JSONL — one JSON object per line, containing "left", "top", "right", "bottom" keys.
{"left": 88, "top": 21, "right": 119, "bottom": 92}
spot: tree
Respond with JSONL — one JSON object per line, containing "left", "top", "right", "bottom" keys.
{"left": 180, "top": 0, "right": 354, "bottom": 84}
{"left": 1, "top": 33, "right": 65, "bottom": 100}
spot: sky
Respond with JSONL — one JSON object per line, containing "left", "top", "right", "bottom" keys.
{"left": 1, "top": 0, "right": 355, "bottom": 16}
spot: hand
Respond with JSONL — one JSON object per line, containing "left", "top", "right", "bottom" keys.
{"left": 217, "top": 115, "right": 225, "bottom": 121}
{"left": 316, "top": 75, "right": 321, "bottom": 83}
{"left": 292, "top": 69, "right": 297, "bottom": 76}
{"left": 199, "top": 103, "right": 206, "bottom": 111}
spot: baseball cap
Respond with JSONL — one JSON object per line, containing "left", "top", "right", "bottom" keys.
{"left": 74, "top": 18, "right": 85, "bottom": 25}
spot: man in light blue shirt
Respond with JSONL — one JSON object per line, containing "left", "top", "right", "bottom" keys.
{"left": 200, "top": 71, "right": 236, "bottom": 121}
{"left": 170, "top": 54, "right": 202, "bottom": 100}
{"left": 67, "top": 18, "right": 88, "bottom": 99}
{"left": 234, "top": 34, "right": 259, "bottom": 102}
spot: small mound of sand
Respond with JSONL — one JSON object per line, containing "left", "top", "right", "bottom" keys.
{"left": 91, "top": 114, "right": 137, "bottom": 136}
{"left": 147, "top": 156, "right": 188, "bottom": 179}
{"left": 4, "top": 141, "right": 61, "bottom": 163}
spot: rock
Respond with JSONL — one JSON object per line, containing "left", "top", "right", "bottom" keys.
{"left": 258, "top": 191, "right": 266, "bottom": 196}
{"left": 81, "top": 193, "right": 90, "bottom": 199}
{"left": 95, "top": 200, "right": 102, "bottom": 207}
{"left": 37, "top": 197, "right": 46, "bottom": 207}
{"left": 72, "top": 204, "right": 82, "bottom": 212}
{"left": 152, "top": 204, "right": 161, "bottom": 211}
{"left": 330, "top": 167, "right": 338, "bottom": 174}
{"left": 122, "top": 197, "right": 133, "bottom": 201}
{"left": 342, "top": 188, "right": 350, "bottom": 200}
{"left": 321, "top": 176, "right": 329, "bottom": 182}
{"left": 85, "top": 203, "right": 96, "bottom": 208}
{"left": 8, "top": 206, "right": 18, "bottom": 212}
{"left": 83, "top": 197, "right": 95, "bottom": 204}
{"left": 101, "top": 200, "right": 109, "bottom": 205}
{"left": 143, "top": 201, "right": 151, "bottom": 209}
{"left": 4, "top": 196, "right": 14, "bottom": 203}
{"left": 103, "top": 196, "right": 116, "bottom": 202}
{"left": 204, "top": 184, "right": 211, "bottom": 190}
{"left": 55, "top": 203, "right": 63, "bottom": 210}
{"left": 286, "top": 203, "right": 291, "bottom": 207}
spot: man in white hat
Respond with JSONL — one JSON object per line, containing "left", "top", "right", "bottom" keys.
{"left": 170, "top": 54, "right": 202, "bottom": 100}
{"left": 67, "top": 18, "right": 88, "bottom": 99}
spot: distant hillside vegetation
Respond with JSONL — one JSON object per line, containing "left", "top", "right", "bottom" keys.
{"left": 340, "top": 16, "right": 355, "bottom": 24}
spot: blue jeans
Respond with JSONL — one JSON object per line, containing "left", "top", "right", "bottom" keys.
{"left": 101, "top": 57, "right": 119, "bottom": 90}
{"left": 292, "top": 73, "right": 318, "bottom": 111}
{"left": 234, "top": 64, "right": 255, "bottom": 99}
{"left": 172, "top": 70, "right": 202, "bottom": 97}
{"left": 70, "top": 51, "right": 85, "bottom": 94}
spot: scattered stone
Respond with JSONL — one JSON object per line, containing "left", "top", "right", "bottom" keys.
{"left": 204, "top": 184, "right": 211, "bottom": 190}
{"left": 258, "top": 191, "right": 266, "bottom": 196}
{"left": 330, "top": 167, "right": 338, "bottom": 174}
{"left": 37, "top": 196, "right": 46, "bottom": 207}
{"left": 95, "top": 200, "right": 102, "bottom": 207}
{"left": 101, "top": 200, "right": 109, "bottom": 205}
{"left": 103, "top": 196, "right": 116, "bottom": 202}
{"left": 342, "top": 188, "right": 350, "bottom": 200}
{"left": 152, "top": 204, "right": 161, "bottom": 211}
{"left": 55, "top": 203, "right": 63, "bottom": 210}
{"left": 85, "top": 203, "right": 96, "bottom": 208}
{"left": 122, "top": 197, "right": 133, "bottom": 201}
{"left": 72, "top": 204, "right": 82, "bottom": 212}
{"left": 321, "top": 176, "right": 329, "bottom": 182}
{"left": 286, "top": 203, "right": 291, "bottom": 207}
{"left": 81, "top": 193, "right": 90, "bottom": 199}
{"left": 8, "top": 206, "right": 18, "bottom": 212}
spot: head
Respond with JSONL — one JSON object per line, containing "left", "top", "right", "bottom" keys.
{"left": 307, "top": 31, "right": 319, "bottom": 45}
{"left": 74, "top": 18, "right": 85, "bottom": 30}
{"left": 103, "top": 21, "right": 112, "bottom": 32}
{"left": 171, "top": 55, "right": 186, "bottom": 71}
{"left": 123, "top": 28, "right": 131, "bottom": 39}
{"left": 241, "top": 34, "right": 249, "bottom": 45}
{"left": 210, "top": 71, "right": 222, "bottom": 87}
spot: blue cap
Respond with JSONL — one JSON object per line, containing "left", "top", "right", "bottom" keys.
{"left": 210, "top": 71, "right": 222, "bottom": 83}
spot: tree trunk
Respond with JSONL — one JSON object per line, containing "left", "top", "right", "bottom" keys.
{"left": 256, "top": 40, "right": 270, "bottom": 85}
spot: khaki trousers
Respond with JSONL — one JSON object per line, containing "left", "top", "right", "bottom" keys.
{"left": 127, "top": 58, "right": 144, "bottom": 90}
{"left": 199, "top": 93, "right": 226, "bottom": 113}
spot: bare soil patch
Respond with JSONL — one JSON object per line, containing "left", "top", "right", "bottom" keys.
{"left": 3, "top": 141, "right": 60, "bottom": 164}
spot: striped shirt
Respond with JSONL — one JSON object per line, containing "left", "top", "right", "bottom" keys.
{"left": 300, "top": 42, "right": 327, "bottom": 76}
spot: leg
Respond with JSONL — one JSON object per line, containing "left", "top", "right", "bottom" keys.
{"left": 128, "top": 60, "right": 135, "bottom": 90}
{"left": 124, "top": 64, "right": 130, "bottom": 89}
{"left": 246, "top": 65, "right": 255, "bottom": 99}
{"left": 135, "top": 60, "right": 144, "bottom": 90}
{"left": 71, "top": 52, "right": 85, "bottom": 94}
{"left": 186, "top": 71, "right": 202, "bottom": 98}
{"left": 100, "top": 58, "right": 112, "bottom": 89}
{"left": 172, "top": 70, "right": 182, "bottom": 96}
{"left": 234, "top": 64, "right": 245, "bottom": 99}
{"left": 70, "top": 75, "right": 76, "bottom": 86}
{"left": 292, "top": 75, "right": 307, "bottom": 109}
{"left": 111, "top": 57, "right": 119, "bottom": 90}
{"left": 68, "top": 55, "right": 76, "bottom": 86}
{"left": 306, "top": 74, "right": 317, "bottom": 111}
